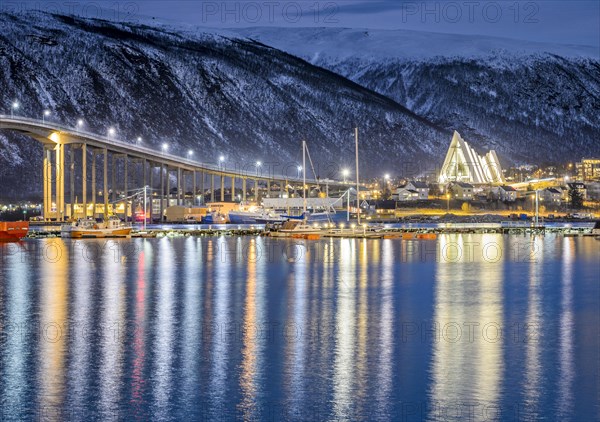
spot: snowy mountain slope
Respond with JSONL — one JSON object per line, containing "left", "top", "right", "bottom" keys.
{"left": 232, "top": 27, "right": 600, "bottom": 163}
{"left": 233, "top": 27, "right": 599, "bottom": 62}
{"left": 0, "top": 12, "right": 450, "bottom": 198}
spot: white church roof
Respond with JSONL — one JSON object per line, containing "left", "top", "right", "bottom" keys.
{"left": 438, "top": 131, "right": 505, "bottom": 185}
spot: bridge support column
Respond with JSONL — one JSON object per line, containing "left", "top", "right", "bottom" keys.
{"left": 43, "top": 146, "right": 52, "bottom": 220}
{"left": 211, "top": 174, "right": 215, "bottom": 203}
{"left": 92, "top": 150, "right": 96, "bottom": 218}
{"left": 177, "top": 167, "right": 182, "bottom": 206}
{"left": 242, "top": 178, "right": 247, "bottom": 201}
{"left": 160, "top": 164, "right": 165, "bottom": 222}
{"left": 82, "top": 144, "right": 87, "bottom": 217}
{"left": 231, "top": 176, "right": 236, "bottom": 202}
{"left": 193, "top": 171, "right": 197, "bottom": 207}
{"left": 70, "top": 146, "right": 75, "bottom": 219}
{"left": 124, "top": 155, "right": 128, "bottom": 221}
{"left": 148, "top": 162, "right": 154, "bottom": 223}
{"left": 103, "top": 148, "right": 108, "bottom": 219}
{"left": 166, "top": 167, "right": 171, "bottom": 209}
{"left": 55, "top": 143, "right": 65, "bottom": 221}
{"left": 220, "top": 175, "right": 225, "bottom": 202}
{"left": 254, "top": 179, "right": 258, "bottom": 201}
{"left": 200, "top": 171, "right": 205, "bottom": 205}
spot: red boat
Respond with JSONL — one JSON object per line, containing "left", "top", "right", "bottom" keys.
{"left": 0, "top": 221, "right": 29, "bottom": 242}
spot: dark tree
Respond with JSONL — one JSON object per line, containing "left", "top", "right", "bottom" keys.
{"left": 569, "top": 189, "right": 584, "bottom": 209}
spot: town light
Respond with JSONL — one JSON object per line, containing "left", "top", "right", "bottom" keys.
{"left": 384, "top": 174, "right": 390, "bottom": 180}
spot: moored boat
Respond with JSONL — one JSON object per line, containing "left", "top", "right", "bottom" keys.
{"left": 0, "top": 221, "right": 29, "bottom": 242}
{"left": 62, "top": 216, "right": 132, "bottom": 238}
{"left": 268, "top": 219, "right": 323, "bottom": 238}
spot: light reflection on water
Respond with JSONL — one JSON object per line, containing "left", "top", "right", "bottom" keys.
{"left": 0, "top": 234, "right": 598, "bottom": 421}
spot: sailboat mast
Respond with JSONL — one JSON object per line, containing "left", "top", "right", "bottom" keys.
{"left": 302, "top": 140, "right": 307, "bottom": 218}
{"left": 355, "top": 127, "right": 360, "bottom": 225}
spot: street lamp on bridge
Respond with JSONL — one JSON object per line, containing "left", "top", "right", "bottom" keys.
{"left": 342, "top": 168, "right": 350, "bottom": 183}
{"left": 219, "top": 155, "right": 225, "bottom": 170}
{"left": 188, "top": 150, "right": 194, "bottom": 160}
{"left": 108, "top": 127, "right": 116, "bottom": 137}
{"left": 297, "top": 166, "right": 302, "bottom": 179}
{"left": 42, "top": 109, "right": 50, "bottom": 123}
{"left": 10, "top": 101, "right": 19, "bottom": 118}
{"left": 77, "top": 119, "right": 84, "bottom": 129}
{"left": 256, "top": 161, "right": 262, "bottom": 176}
{"left": 162, "top": 143, "right": 169, "bottom": 156}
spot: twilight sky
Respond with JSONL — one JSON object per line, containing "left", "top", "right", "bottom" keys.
{"left": 6, "top": 1, "right": 600, "bottom": 46}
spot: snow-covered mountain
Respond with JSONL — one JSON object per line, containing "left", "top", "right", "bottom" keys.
{"left": 0, "top": 12, "right": 450, "bottom": 198}
{"left": 233, "top": 27, "right": 600, "bottom": 163}
{"left": 0, "top": 14, "right": 598, "bottom": 199}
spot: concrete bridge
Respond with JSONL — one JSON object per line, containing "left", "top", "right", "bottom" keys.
{"left": 0, "top": 115, "right": 354, "bottom": 221}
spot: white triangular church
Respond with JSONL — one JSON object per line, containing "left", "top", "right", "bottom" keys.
{"left": 438, "top": 131, "right": 504, "bottom": 185}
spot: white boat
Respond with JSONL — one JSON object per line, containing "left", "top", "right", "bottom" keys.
{"left": 268, "top": 219, "right": 323, "bottom": 238}
{"left": 61, "top": 216, "right": 132, "bottom": 238}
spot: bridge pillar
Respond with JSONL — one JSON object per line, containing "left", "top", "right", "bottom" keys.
{"left": 231, "top": 176, "right": 236, "bottom": 202}
{"left": 220, "top": 175, "right": 225, "bottom": 202}
{"left": 124, "top": 155, "right": 128, "bottom": 221}
{"left": 177, "top": 167, "right": 182, "bottom": 206}
{"left": 242, "top": 178, "right": 247, "bottom": 201}
{"left": 55, "top": 143, "right": 65, "bottom": 221}
{"left": 70, "top": 146, "right": 75, "bottom": 219}
{"left": 42, "top": 146, "right": 51, "bottom": 220}
{"left": 103, "top": 148, "right": 108, "bottom": 219}
{"left": 92, "top": 150, "right": 96, "bottom": 218}
{"left": 200, "top": 171, "right": 205, "bottom": 205}
{"left": 148, "top": 162, "right": 154, "bottom": 223}
{"left": 166, "top": 167, "right": 171, "bottom": 209}
{"left": 211, "top": 174, "right": 215, "bottom": 203}
{"left": 160, "top": 163, "right": 165, "bottom": 222}
{"left": 82, "top": 144, "right": 87, "bottom": 217}
{"left": 193, "top": 170, "right": 197, "bottom": 207}
{"left": 254, "top": 179, "right": 258, "bottom": 201}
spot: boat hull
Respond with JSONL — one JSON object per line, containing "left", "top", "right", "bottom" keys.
{"left": 0, "top": 222, "right": 29, "bottom": 242}
{"left": 68, "top": 228, "right": 132, "bottom": 239}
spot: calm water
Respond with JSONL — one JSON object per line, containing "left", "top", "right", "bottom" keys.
{"left": 0, "top": 235, "right": 598, "bottom": 421}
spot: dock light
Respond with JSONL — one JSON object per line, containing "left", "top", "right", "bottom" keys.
{"left": 340, "top": 223, "right": 345, "bottom": 229}
{"left": 351, "top": 224, "right": 356, "bottom": 229}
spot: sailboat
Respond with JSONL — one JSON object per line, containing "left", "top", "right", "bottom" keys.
{"left": 268, "top": 140, "right": 322, "bottom": 238}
